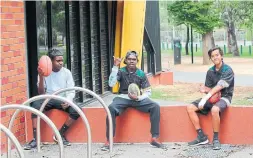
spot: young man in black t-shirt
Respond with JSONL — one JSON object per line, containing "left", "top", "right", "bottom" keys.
{"left": 187, "top": 47, "right": 234, "bottom": 150}
{"left": 101, "top": 51, "right": 164, "bottom": 151}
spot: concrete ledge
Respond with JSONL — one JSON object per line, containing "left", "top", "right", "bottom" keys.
{"left": 27, "top": 106, "right": 253, "bottom": 145}
{"left": 148, "top": 71, "right": 173, "bottom": 86}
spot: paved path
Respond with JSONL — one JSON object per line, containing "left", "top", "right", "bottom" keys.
{"left": 2, "top": 143, "right": 252, "bottom": 158}
{"left": 173, "top": 71, "right": 253, "bottom": 86}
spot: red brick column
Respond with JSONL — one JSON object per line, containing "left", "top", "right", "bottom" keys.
{"left": 1, "top": 1, "right": 28, "bottom": 152}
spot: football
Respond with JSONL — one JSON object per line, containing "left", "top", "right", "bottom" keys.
{"left": 38, "top": 55, "right": 52, "bottom": 77}
{"left": 128, "top": 83, "right": 141, "bottom": 96}
{"left": 208, "top": 91, "right": 221, "bottom": 104}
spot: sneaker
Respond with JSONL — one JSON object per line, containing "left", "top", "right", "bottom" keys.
{"left": 188, "top": 135, "right": 209, "bottom": 146}
{"left": 150, "top": 138, "right": 165, "bottom": 149}
{"left": 53, "top": 135, "right": 71, "bottom": 146}
{"left": 101, "top": 141, "right": 110, "bottom": 151}
{"left": 24, "top": 138, "right": 37, "bottom": 150}
{"left": 212, "top": 139, "right": 221, "bottom": 150}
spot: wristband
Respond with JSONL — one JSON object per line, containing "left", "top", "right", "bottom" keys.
{"left": 203, "top": 93, "right": 212, "bottom": 100}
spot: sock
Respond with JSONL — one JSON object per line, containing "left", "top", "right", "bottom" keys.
{"left": 152, "top": 134, "right": 159, "bottom": 139}
{"left": 213, "top": 132, "right": 219, "bottom": 140}
{"left": 59, "top": 124, "right": 69, "bottom": 136}
{"left": 33, "top": 128, "right": 37, "bottom": 140}
{"left": 196, "top": 129, "right": 205, "bottom": 137}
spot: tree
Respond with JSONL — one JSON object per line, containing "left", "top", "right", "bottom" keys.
{"left": 52, "top": 1, "right": 66, "bottom": 44}
{"left": 238, "top": 2, "right": 253, "bottom": 45}
{"left": 168, "top": 1, "right": 220, "bottom": 65}
{"left": 159, "top": 1, "right": 170, "bottom": 32}
{"left": 36, "top": 1, "right": 47, "bottom": 49}
{"left": 217, "top": 1, "right": 253, "bottom": 56}
{"left": 186, "top": 25, "right": 189, "bottom": 55}
{"left": 167, "top": 2, "right": 191, "bottom": 56}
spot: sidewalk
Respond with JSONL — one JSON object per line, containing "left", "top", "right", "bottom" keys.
{"left": 160, "top": 54, "right": 253, "bottom": 86}
{"left": 2, "top": 143, "right": 252, "bottom": 158}
{"left": 173, "top": 71, "right": 253, "bottom": 86}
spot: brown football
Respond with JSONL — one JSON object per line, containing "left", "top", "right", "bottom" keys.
{"left": 38, "top": 55, "right": 52, "bottom": 77}
{"left": 208, "top": 91, "right": 221, "bottom": 104}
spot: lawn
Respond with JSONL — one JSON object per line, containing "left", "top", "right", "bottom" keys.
{"left": 150, "top": 82, "right": 253, "bottom": 106}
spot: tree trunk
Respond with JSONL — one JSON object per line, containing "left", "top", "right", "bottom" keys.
{"left": 44, "top": 29, "right": 47, "bottom": 50}
{"left": 227, "top": 27, "right": 232, "bottom": 54}
{"left": 229, "top": 22, "right": 239, "bottom": 56}
{"left": 191, "top": 26, "right": 193, "bottom": 55}
{"left": 185, "top": 25, "right": 189, "bottom": 55}
{"left": 225, "top": 7, "right": 239, "bottom": 56}
{"left": 251, "top": 29, "right": 253, "bottom": 45}
{"left": 202, "top": 31, "right": 215, "bottom": 65}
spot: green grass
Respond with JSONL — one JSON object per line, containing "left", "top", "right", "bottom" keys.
{"left": 231, "top": 99, "right": 253, "bottom": 106}
{"left": 150, "top": 87, "right": 253, "bottom": 106}
{"left": 150, "top": 88, "right": 181, "bottom": 101}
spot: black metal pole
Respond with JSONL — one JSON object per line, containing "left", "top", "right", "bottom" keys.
{"left": 46, "top": 1, "right": 52, "bottom": 49}
{"left": 191, "top": 26, "right": 194, "bottom": 64}
{"left": 65, "top": 1, "right": 71, "bottom": 70}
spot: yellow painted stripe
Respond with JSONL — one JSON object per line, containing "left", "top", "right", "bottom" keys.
{"left": 120, "top": 0, "right": 146, "bottom": 68}
{"left": 112, "top": 1, "right": 124, "bottom": 93}
{"left": 113, "top": 0, "right": 146, "bottom": 93}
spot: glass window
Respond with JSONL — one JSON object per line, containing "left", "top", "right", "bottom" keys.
{"left": 142, "top": 47, "right": 149, "bottom": 73}
{"left": 36, "top": 1, "right": 48, "bottom": 58}
{"left": 52, "top": 1, "right": 67, "bottom": 67}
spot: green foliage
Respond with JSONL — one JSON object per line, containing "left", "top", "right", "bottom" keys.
{"left": 167, "top": 1, "right": 220, "bottom": 34}
{"left": 52, "top": 1, "right": 66, "bottom": 37}
{"left": 36, "top": 1, "right": 47, "bottom": 28}
{"left": 36, "top": 1, "right": 66, "bottom": 46}
{"left": 216, "top": 1, "right": 253, "bottom": 28}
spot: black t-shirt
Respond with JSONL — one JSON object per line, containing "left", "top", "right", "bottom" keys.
{"left": 117, "top": 67, "right": 150, "bottom": 94}
{"left": 205, "top": 62, "right": 234, "bottom": 102}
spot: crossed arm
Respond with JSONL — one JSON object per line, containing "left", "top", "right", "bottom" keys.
{"left": 199, "top": 69, "right": 234, "bottom": 108}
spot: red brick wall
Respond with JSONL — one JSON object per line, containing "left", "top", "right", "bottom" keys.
{"left": 1, "top": 1, "right": 28, "bottom": 152}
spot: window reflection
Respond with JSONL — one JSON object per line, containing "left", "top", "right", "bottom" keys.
{"left": 142, "top": 47, "right": 149, "bottom": 73}
{"left": 52, "top": 1, "right": 67, "bottom": 67}
{"left": 36, "top": 1, "right": 48, "bottom": 58}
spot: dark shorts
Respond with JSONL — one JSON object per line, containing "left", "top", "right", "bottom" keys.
{"left": 192, "top": 98, "right": 228, "bottom": 115}
{"left": 30, "top": 99, "right": 80, "bottom": 120}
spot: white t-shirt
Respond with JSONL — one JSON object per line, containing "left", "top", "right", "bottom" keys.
{"left": 37, "top": 67, "right": 75, "bottom": 101}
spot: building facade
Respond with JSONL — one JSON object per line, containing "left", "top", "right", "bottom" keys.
{"left": 1, "top": 0, "right": 161, "bottom": 152}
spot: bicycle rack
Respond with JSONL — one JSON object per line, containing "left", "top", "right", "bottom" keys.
{"left": 1, "top": 104, "right": 64, "bottom": 158}
{"left": 8, "top": 95, "right": 91, "bottom": 158}
{"left": 38, "top": 87, "right": 113, "bottom": 152}
{"left": 0, "top": 123, "right": 24, "bottom": 158}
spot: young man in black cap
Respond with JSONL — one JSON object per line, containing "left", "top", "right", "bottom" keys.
{"left": 24, "top": 49, "right": 79, "bottom": 150}
{"left": 101, "top": 51, "right": 164, "bottom": 151}
{"left": 187, "top": 47, "right": 234, "bottom": 150}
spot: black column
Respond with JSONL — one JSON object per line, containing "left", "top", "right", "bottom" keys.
{"left": 46, "top": 1, "right": 52, "bottom": 49}
{"left": 69, "top": 1, "right": 83, "bottom": 102}
{"left": 25, "top": 1, "right": 39, "bottom": 97}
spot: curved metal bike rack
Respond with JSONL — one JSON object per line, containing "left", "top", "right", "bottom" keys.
{"left": 39, "top": 87, "right": 113, "bottom": 152}
{"left": 0, "top": 123, "right": 25, "bottom": 158}
{"left": 8, "top": 95, "right": 92, "bottom": 158}
{"left": 1, "top": 104, "right": 63, "bottom": 158}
